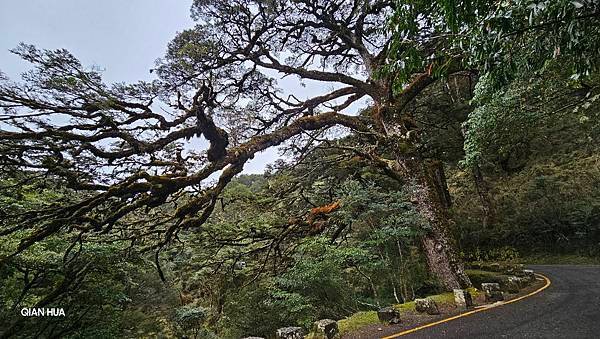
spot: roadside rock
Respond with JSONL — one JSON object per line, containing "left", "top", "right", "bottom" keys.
{"left": 516, "top": 276, "right": 530, "bottom": 289}
{"left": 377, "top": 306, "right": 400, "bottom": 324}
{"left": 523, "top": 269, "right": 536, "bottom": 282}
{"left": 505, "top": 264, "right": 525, "bottom": 275}
{"left": 276, "top": 327, "right": 303, "bottom": 339}
{"left": 453, "top": 289, "right": 473, "bottom": 308}
{"left": 312, "top": 319, "right": 338, "bottom": 339}
{"left": 482, "top": 282, "right": 504, "bottom": 302}
{"left": 504, "top": 276, "right": 521, "bottom": 293}
{"left": 414, "top": 298, "right": 440, "bottom": 315}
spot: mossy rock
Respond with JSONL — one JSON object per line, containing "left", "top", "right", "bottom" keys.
{"left": 466, "top": 269, "right": 507, "bottom": 288}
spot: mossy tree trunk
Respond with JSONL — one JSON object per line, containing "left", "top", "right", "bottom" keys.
{"left": 376, "top": 92, "right": 472, "bottom": 290}
{"left": 397, "top": 156, "right": 472, "bottom": 290}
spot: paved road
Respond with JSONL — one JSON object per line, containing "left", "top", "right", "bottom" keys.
{"left": 403, "top": 265, "right": 600, "bottom": 338}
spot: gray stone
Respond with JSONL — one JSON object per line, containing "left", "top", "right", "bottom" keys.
{"left": 313, "top": 319, "right": 338, "bottom": 339}
{"left": 504, "top": 276, "right": 521, "bottom": 293}
{"left": 514, "top": 269, "right": 534, "bottom": 286}
{"left": 505, "top": 264, "right": 525, "bottom": 275}
{"left": 453, "top": 289, "right": 473, "bottom": 308}
{"left": 242, "top": 337, "right": 265, "bottom": 339}
{"left": 523, "top": 269, "right": 535, "bottom": 282}
{"left": 512, "top": 276, "right": 527, "bottom": 289}
{"left": 481, "top": 283, "right": 504, "bottom": 302}
{"left": 276, "top": 327, "right": 303, "bottom": 339}
{"left": 481, "top": 282, "right": 500, "bottom": 291}
{"left": 377, "top": 306, "right": 400, "bottom": 324}
{"left": 414, "top": 298, "right": 440, "bottom": 315}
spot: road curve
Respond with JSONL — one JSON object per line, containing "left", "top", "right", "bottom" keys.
{"left": 398, "top": 265, "right": 600, "bottom": 338}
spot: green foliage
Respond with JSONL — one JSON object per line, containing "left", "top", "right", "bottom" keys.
{"left": 216, "top": 238, "right": 365, "bottom": 336}
{"left": 454, "top": 152, "right": 600, "bottom": 255}
{"left": 453, "top": 66, "right": 600, "bottom": 258}
{"left": 522, "top": 253, "right": 600, "bottom": 265}
{"left": 0, "top": 177, "right": 180, "bottom": 338}
{"left": 218, "top": 280, "right": 308, "bottom": 338}
{"left": 385, "top": 0, "right": 489, "bottom": 87}
{"left": 464, "top": 66, "right": 600, "bottom": 169}
{"left": 173, "top": 304, "right": 214, "bottom": 338}
{"left": 465, "top": 0, "right": 600, "bottom": 87}
{"left": 464, "top": 247, "right": 521, "bottom": 263}
{"left": 159, "top": 144, "right": 433, "bottom": 337}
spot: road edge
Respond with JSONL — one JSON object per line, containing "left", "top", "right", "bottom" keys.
{"left": 380, "top": 273, "right": 552, "bottom": 338}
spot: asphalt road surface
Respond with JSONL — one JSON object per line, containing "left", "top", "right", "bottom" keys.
{"left": 402, "top": 265, "right": 600, "bottom": 339}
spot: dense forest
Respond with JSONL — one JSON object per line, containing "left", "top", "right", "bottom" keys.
{"left": 1, "top": 0, "right": 599, "bottom": 338}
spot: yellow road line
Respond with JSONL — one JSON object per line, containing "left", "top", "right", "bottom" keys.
{"left": 381, "top": 273, "right": 552, "bottom": 338}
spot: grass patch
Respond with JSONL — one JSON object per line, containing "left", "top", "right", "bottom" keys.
{"left": 429, "top": 292, "right": 455, "bottom": 304}
{"left": 337, "top": 311, "right": 379, "bottom": 335}
{"left": 395, "top": 300, "right": 415, "bottom": 312}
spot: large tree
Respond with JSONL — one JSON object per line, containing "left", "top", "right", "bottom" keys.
{"left": 0, "top": 0, "right": 488, "bottom": 290}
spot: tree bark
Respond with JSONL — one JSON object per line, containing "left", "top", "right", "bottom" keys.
{"left": 374, "top": 93, "right": 472, "bottom": 290}
{"left": 397, "top": 157, "right": 472, "bottom": 290}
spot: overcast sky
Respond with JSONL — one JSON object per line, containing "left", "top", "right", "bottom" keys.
{"left": 0, "top": 1, "right": 195, "bottom": 82}
{"left": 0, "top": 0, "right": 289, "bottom": 174}
{"left": 0, "top": 1, "right": 369, "bottom": 175}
